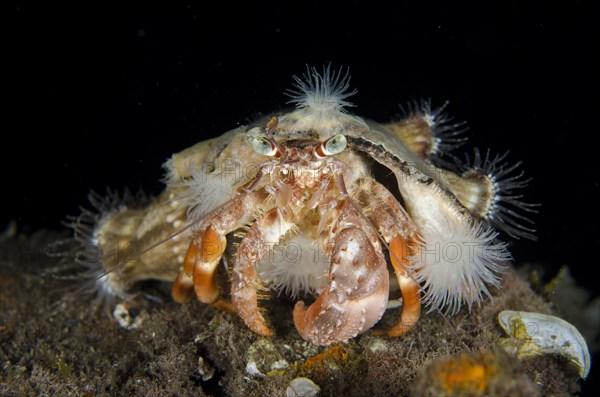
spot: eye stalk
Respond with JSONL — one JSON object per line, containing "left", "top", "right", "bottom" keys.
{"left": 252, "top": 136, "right": 281, "bottom": 157}
{"left": 318, "top": 134, "right": 347, "bottom": 156}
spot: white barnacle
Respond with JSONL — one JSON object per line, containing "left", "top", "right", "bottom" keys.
{"left": 463, "top": 149, "right": 539, "bottom": 240}
{"left": 180, "top": 166, "right": 235, "bottom": 222}
{"left": 398, "top": 175, "right": 511, "bottom": 315}
{"left": 410, "top": 219, "right": 510, "bottom": 315}
{"left": 286, "top": 64, "right": 357, "bottom": 117}
{"left": 257, "top": 233, "right": 329, "bottom": 299}
{"left": 398, "top": 99, "right": 468, "bottom": 160}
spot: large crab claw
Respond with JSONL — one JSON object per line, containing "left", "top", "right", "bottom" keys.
{"left": 293, "top": 226, "right": 389, "bottom": 346}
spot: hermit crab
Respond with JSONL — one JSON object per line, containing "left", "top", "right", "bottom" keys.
{"left": 71, "top": 66, "right": 535, "bottom": 346}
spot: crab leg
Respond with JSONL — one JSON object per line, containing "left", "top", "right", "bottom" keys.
{"left": 385, "top": 235, "right": 421, "bottom": 336}
{"left": 361, "top": 180, "right": 422, "bottom": 336}
{"left": 171, "top": 190, "right": 267, "bottom": 306}
{"left": 293, "top": 205, "right": 390, "bottom": 346}
{"left": 172, "top": 225, "right": 227, "bottom": 303}
{"left": 232, "top": 208, "right": 295, "bottom": 336}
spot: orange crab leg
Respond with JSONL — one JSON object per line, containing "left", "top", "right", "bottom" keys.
{"left": 172, "top": 226, "right": 226, "bottom": 304}
{"left": 171, "top": 189, "right": 268, "bottom": 307}
{"left": 194, "top": 226, "right": 226, "bottom": 303}
{"left": 171, "top": 242, "right": 197, "bottom": 303}
{"left": 385, "top": 235, "right": 421, "bottom": 336}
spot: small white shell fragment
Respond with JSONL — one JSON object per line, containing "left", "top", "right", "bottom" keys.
{"left": 286, "top": 377, "right": 321, "bottom": 397}
{"left": 196, "top": 356, "right": 215, "bottom": 381}
{"left": 245, "top": 361, "right": 264, "bottom": 378}
{"left": 271, "top": 359, "right": 290, "bottom": 370}
{"left": 112, "top": 303, "right": 143, "bottom": 330}
{"left": 368, "top": 338, "right": 388, "bottom": 353}
{"left": 497, "top": 310, "right": 591, "bottom": 378}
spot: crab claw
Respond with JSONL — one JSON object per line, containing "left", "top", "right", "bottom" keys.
{"left": 293, "top": 227, "right": 389, "bottom": 346}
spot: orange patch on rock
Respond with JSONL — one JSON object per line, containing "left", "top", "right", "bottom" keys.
{"left": 435, "top": 351, "right": 497, "bottom": 394}
{"left": 303, "top": 345, "right": 349, "bottom": 374}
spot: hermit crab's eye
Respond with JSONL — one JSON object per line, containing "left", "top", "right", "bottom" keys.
{"left": 252, "top": 136, "right": 279, "bottom": 156}
{"left": 322, "top": 134, "right": 347, "bottom": 155}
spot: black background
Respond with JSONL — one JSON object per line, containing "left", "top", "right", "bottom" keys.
{"left": 6, "top": 1, "right": 599, "bottom": 394}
